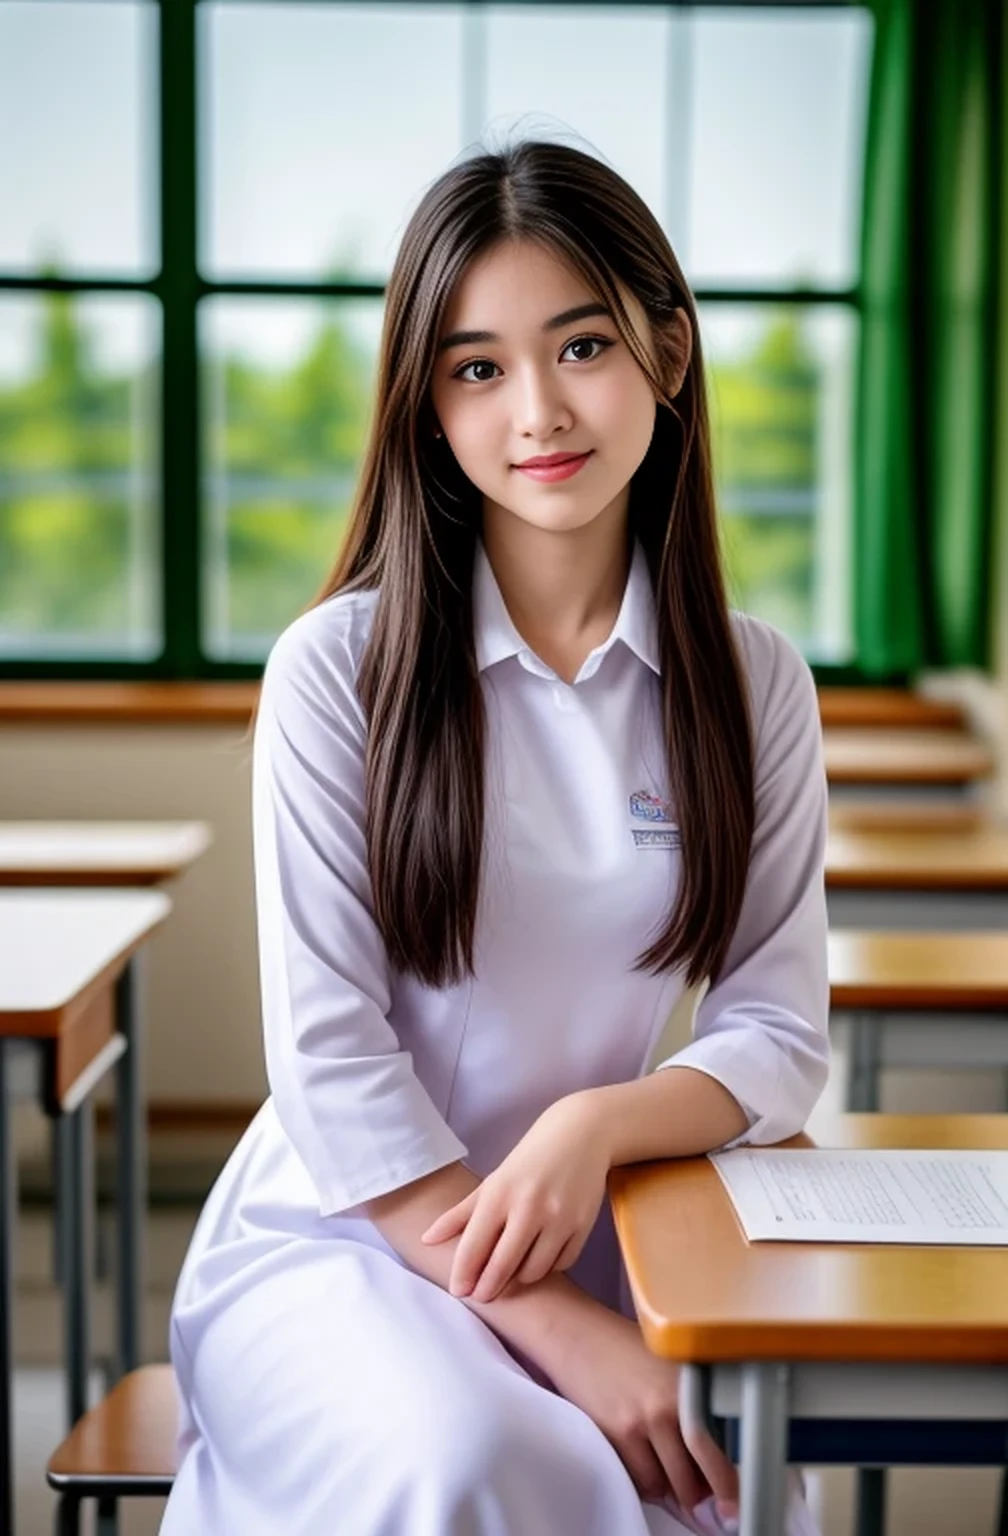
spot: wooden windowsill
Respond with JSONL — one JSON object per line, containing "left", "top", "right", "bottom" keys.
{"left": 0, "top": 680, "right": 965, "bottom": 729}
{"left": 0, "top": 682, "right": 261, "bottom": 726}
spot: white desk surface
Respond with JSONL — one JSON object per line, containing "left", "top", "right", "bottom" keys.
{"left": 0, "top": 889, "right": 171, "bottom": 1019}
{"left": 0, "top": 821, "right": 211, "bottom": 883}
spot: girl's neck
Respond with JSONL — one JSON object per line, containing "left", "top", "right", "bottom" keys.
{"left": 481, "top": 498, "right": 632, "bottom": 685}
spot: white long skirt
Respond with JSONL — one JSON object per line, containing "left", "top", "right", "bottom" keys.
{"left": 159, "top": 1233, "right": 757, "bottom": 1536}
{"left": 159, "top": 1106, "right": 818, "bottom": 1536}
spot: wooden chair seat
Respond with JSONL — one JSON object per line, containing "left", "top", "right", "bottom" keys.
{"left": 47, "top": 1365, "right": 178, "bottom": 1498}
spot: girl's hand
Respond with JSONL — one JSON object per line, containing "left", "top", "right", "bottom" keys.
{"left": 419, "top": 1092, "right": 609, "bottom": 1303}
{"left": 546, "top": 1300, "right": 740, "bottom": 1519}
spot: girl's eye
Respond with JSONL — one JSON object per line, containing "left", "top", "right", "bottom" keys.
{"left": 560, "top": 335, "right": 614, "bottom": 364}
{"left": 454, "top": 359, "right": 501, "bottom": 384}
{"left": 451, "top": 334, "right": 614, "bottom": 383}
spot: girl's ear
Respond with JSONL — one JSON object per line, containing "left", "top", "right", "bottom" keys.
{"left": 656, "top": 308, "right": 693, "bottom": 402}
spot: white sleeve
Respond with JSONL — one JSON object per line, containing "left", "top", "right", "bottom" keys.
{"left": 654, "top": 618, "right": 830, "bottom": 1147}
{"left": 252, "top": 607, "right": 468, "bottom": 1216}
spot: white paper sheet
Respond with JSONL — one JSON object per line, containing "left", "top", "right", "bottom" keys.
{"left": 709, "top": 1148, "right": 1008, "bottom": 1244}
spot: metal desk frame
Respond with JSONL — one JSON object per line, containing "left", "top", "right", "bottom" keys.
{"left": 0, "top": 957, "right": 146, "bottom": 1536}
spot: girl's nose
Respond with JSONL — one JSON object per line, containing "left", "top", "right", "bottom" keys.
{"left": 513, "top": 365, "right": 574, "bottom": 440}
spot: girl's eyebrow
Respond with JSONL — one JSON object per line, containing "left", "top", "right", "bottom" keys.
{"left": 436, "top": 302, "right": 612, "bottom": 354}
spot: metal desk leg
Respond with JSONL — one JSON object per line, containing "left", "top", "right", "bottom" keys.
{"left": 996, "top": 1469, "right": 1008, "bottom": 1536}
{"left": 847, "top": 1011, "right": 886, "bottom": 1534}
{"left": 114, "top": 958, "right": 145, "bottom": 1378}
{"left": 740, "top": 1362, "right": 790, "bottom": 1536}
{"left": 57, "top": 1098, "right": 94, "bottom": 1427}
{"left": 856, "top": 1467, "right": 886, "bottom": 1536}
{"left": 0, "top": 1040, "right": 16, "bottom": 1536}
{"left": 846, "top": 1014, "right": 881, "bottom": 1113}
{"left": 679, "top": 1364, "right": 727, "bottom": 1456}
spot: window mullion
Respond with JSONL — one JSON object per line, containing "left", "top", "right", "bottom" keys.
{"left": 159, "top": 0, "right": 202, "bottom": 677}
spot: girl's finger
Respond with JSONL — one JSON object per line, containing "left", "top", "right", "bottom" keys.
{"left": 449, "top": 1203, "right": 507, "bottom": 1297}
{"left": 614, "top": 1437, "right": 670, "bottom": 1505}
{"left": 678, "top": 1401, "right": 739, "bottom": 1511}
{"left": 514, "top": 1228, "right": 566, "bottom": 1286}
{"left": 421, "top": 1191, "right": 478, "bottom": 1244}
{"left": 649, "top": 1421, "right": 709, "bottom": 1513}
{"left": 468, "top": 1217, "right": 539, "bottom": 1303}
{"left": 553, "top": 1229, "right": 587, "bottom": 1272}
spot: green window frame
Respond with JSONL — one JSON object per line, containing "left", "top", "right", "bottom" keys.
{"left": 0, "top": 0, "right": 875, "bottom": 684}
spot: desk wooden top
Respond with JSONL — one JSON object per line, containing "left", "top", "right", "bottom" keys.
{"left": 0, "top": 821, "right": 211, "bottom": 886}
{"left": 827, "top": 801, "right": 987, "bottom": 833}
{"left": 828, "top": 929, "right": 1008, "bottom": 1009}
{"left": 610, "top": 1114, "right": 1008, "bottom": 1364}
{"left": 826, "top": 825, "right": 1008, "bottom": 890}
{"left": 823, "top": 728, "right": 994, "bottom": 785}
{"left": 0, "top": 889, "right": 171, "bottom": 1035}
{"left": 817, "top": 689, "right": 964, "bottom": 730}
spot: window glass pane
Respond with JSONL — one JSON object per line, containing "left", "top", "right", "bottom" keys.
{"left": 201, "top": 298, "right": 381, "bottom": 659}
{"left": 202, "top": 3, "right": 464, "bottom": 279}
{"left": 700, "top": 303, "right": 854, "bottom": 663}
{"left": 483, "top": 7, "right": 668, "bottom": 224}
{"left": 0, "top": 1, "right": 157, "bottom": 278}
{"left": 688, "top": 9, "right": 872, "bottom": 288}
{"left": 0, "top": 293, "right": 161, "bottom": 658}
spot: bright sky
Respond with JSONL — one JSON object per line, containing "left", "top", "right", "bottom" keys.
{"left": 0, "top": 0, "right": 872, "bottom": 376}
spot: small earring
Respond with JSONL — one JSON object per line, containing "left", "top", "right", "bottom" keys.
{"left": 433, "top": 426, "right": 443, "bottom": 439}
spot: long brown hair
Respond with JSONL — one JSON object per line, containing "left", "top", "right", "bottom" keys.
{"left": 314, "top": 139, "right": 754, "bottom": 989}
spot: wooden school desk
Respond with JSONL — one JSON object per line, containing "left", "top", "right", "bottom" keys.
{"left": 609, "top": 1113, "right": 1008, "bottom": 1536}
{"left": 829, "top": 930, "right": 1008, "bottom": 1111}
{"left": 0, "top": 821, "right": 211, "bottom": 888}
{"left": 0, "top": 890, "right": 170, "bottom": 1536}
{"left": 822, "top": 728, "right": 994, "bottom": 795}
{"left": 816, "top": 690, "right": 964, "bottom": 732}
{"left": 0, "top": 824, "right": 212, "bottom": 1420}
{"left": 826, "top": 821, "right": 1008, "bottom": 931}
{"left": 827, "top": 801, "right": 984, "bottom": 833}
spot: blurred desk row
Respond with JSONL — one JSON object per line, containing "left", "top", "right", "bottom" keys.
{"left": 0, "top": 823, "right": 211, "bottom": 1536}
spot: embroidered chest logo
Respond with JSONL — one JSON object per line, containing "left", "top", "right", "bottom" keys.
{"left": 628, "top": 790, "right": 681, "bottom": 849}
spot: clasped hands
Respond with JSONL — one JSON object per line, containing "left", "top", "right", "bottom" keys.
{"left": 420, "top": 1090, "right": 608, "bottom": 1303}
{"left": 420, "top": 1086, "right": 742, "bottom": 1522}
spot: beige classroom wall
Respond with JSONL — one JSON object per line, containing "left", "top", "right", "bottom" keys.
{"left": 0, "top": 724, "right": 268, "bottom": 1113}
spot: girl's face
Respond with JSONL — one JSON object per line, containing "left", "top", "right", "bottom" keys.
{"left": 430, "top": 239, "right": 668, "bottom": 540}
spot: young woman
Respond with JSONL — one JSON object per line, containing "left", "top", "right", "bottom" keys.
{"left": 161, "top": 139, "right": 829, "bottom": 1536}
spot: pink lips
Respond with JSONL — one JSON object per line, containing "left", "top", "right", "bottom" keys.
{"left": 514, "top": 451, "right": 593, "bottom": 483}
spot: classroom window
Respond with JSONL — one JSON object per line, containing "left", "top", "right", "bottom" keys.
{"left": 0, "top": 0, "right": 872, "bottom": 678}
{"left": 201, "top": 297, "right": 382, "bottom": 659}
{"left": 702, "top": 304, "right": 855, "bottom": 661}
{"left": 0, "top": 1, "right": 158, "bottom": 278}
{"left": 0, "top": 292, "right": 161, "bottom": 658}
{"left": 201, "top": 4, "right": 464, "bottom": 281}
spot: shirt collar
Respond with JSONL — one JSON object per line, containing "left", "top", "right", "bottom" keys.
{"left": 473, "top": 536, "right": 660, "bottom": 677}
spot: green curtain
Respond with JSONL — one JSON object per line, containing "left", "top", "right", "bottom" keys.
{"left": 854, "top": 0, "right": 1004, "bottom": 674}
